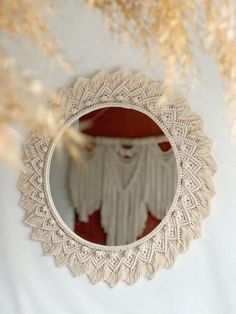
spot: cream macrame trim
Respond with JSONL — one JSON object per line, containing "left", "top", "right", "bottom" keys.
{"left": 69, "top": 135, "right": 177, "bottom": 246}
{"left": 18, "top": 70, "right": 217, "bottom": 286}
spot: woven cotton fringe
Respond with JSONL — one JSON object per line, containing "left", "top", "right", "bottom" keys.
{"left": 69, "top": 135, "right": 177, "bottom": 245}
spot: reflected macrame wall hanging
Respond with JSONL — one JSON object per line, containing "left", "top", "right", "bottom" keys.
{"left": 69, "top": 135, "right": 177, "bottom": 245}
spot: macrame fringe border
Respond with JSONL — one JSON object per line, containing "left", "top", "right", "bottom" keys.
{"left": 18, "top": 70, "right": 217, "bottom": 287}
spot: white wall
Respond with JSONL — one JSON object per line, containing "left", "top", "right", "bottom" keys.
{"left": 1, "top": 1, "right": 236, "bottom": 313}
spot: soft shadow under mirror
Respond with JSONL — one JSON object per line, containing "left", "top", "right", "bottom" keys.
{"left": 49, "top": 108, "right": 177, "bottom": 246}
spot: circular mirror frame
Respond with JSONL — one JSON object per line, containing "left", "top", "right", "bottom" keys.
{"left": 18, "top": 71, "right": 217, "bottom": 286}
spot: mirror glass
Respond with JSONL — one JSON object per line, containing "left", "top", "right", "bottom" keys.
{"left": 49, "top": 108, "right": 177, "bottom": 246}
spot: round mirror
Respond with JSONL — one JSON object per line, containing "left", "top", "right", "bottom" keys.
{"left": 19, "top": 71, "right": 216, "bottom": 285}
{"left": 50, "top": 107, "right": 177, "bottom": 246}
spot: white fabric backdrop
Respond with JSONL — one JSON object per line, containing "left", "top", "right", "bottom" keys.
{"left": 1, "top": 1, "right": 236, "bottom": 313}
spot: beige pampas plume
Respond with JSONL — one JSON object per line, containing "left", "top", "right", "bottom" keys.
{"left": 86, "top": 0, "right": 236, "bottom": 142}
{"left": 0, "top": 0, "right": 73, "bottom": 166}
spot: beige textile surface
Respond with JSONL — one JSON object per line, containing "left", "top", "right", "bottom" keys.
{"left": 18, "top": 71, "right": 216, "bottom": 286}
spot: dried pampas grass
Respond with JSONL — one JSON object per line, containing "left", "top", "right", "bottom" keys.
{"left": 0, "top": 52, "right": 56, "bottom": 166}
{"left": 0, "top": 0, "right": 76, "bottom": 166}
{"left": 87, "top": 0, "right": 236, "bottom": 141}
{"left": 1, "top": 0, "right": 236, "bottom": 167}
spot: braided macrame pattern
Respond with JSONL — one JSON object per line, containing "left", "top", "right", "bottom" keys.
{"left": 18, "top": 71, "right": 217, "bottom": 286}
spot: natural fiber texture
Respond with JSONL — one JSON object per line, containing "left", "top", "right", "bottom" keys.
{"left": 18, "top": 70, "right": 217, "bottom": 286}
{"left": 69, "top": 135, "right": 177, "bottom": 246}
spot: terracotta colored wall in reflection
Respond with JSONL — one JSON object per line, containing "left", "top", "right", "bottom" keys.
{"left": 74, "top": 108, "right": 171, "bottom": 245}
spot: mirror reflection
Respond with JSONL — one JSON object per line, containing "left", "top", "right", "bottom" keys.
{"left": 50, "top": 108, "right": 177, "bottom": 246}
